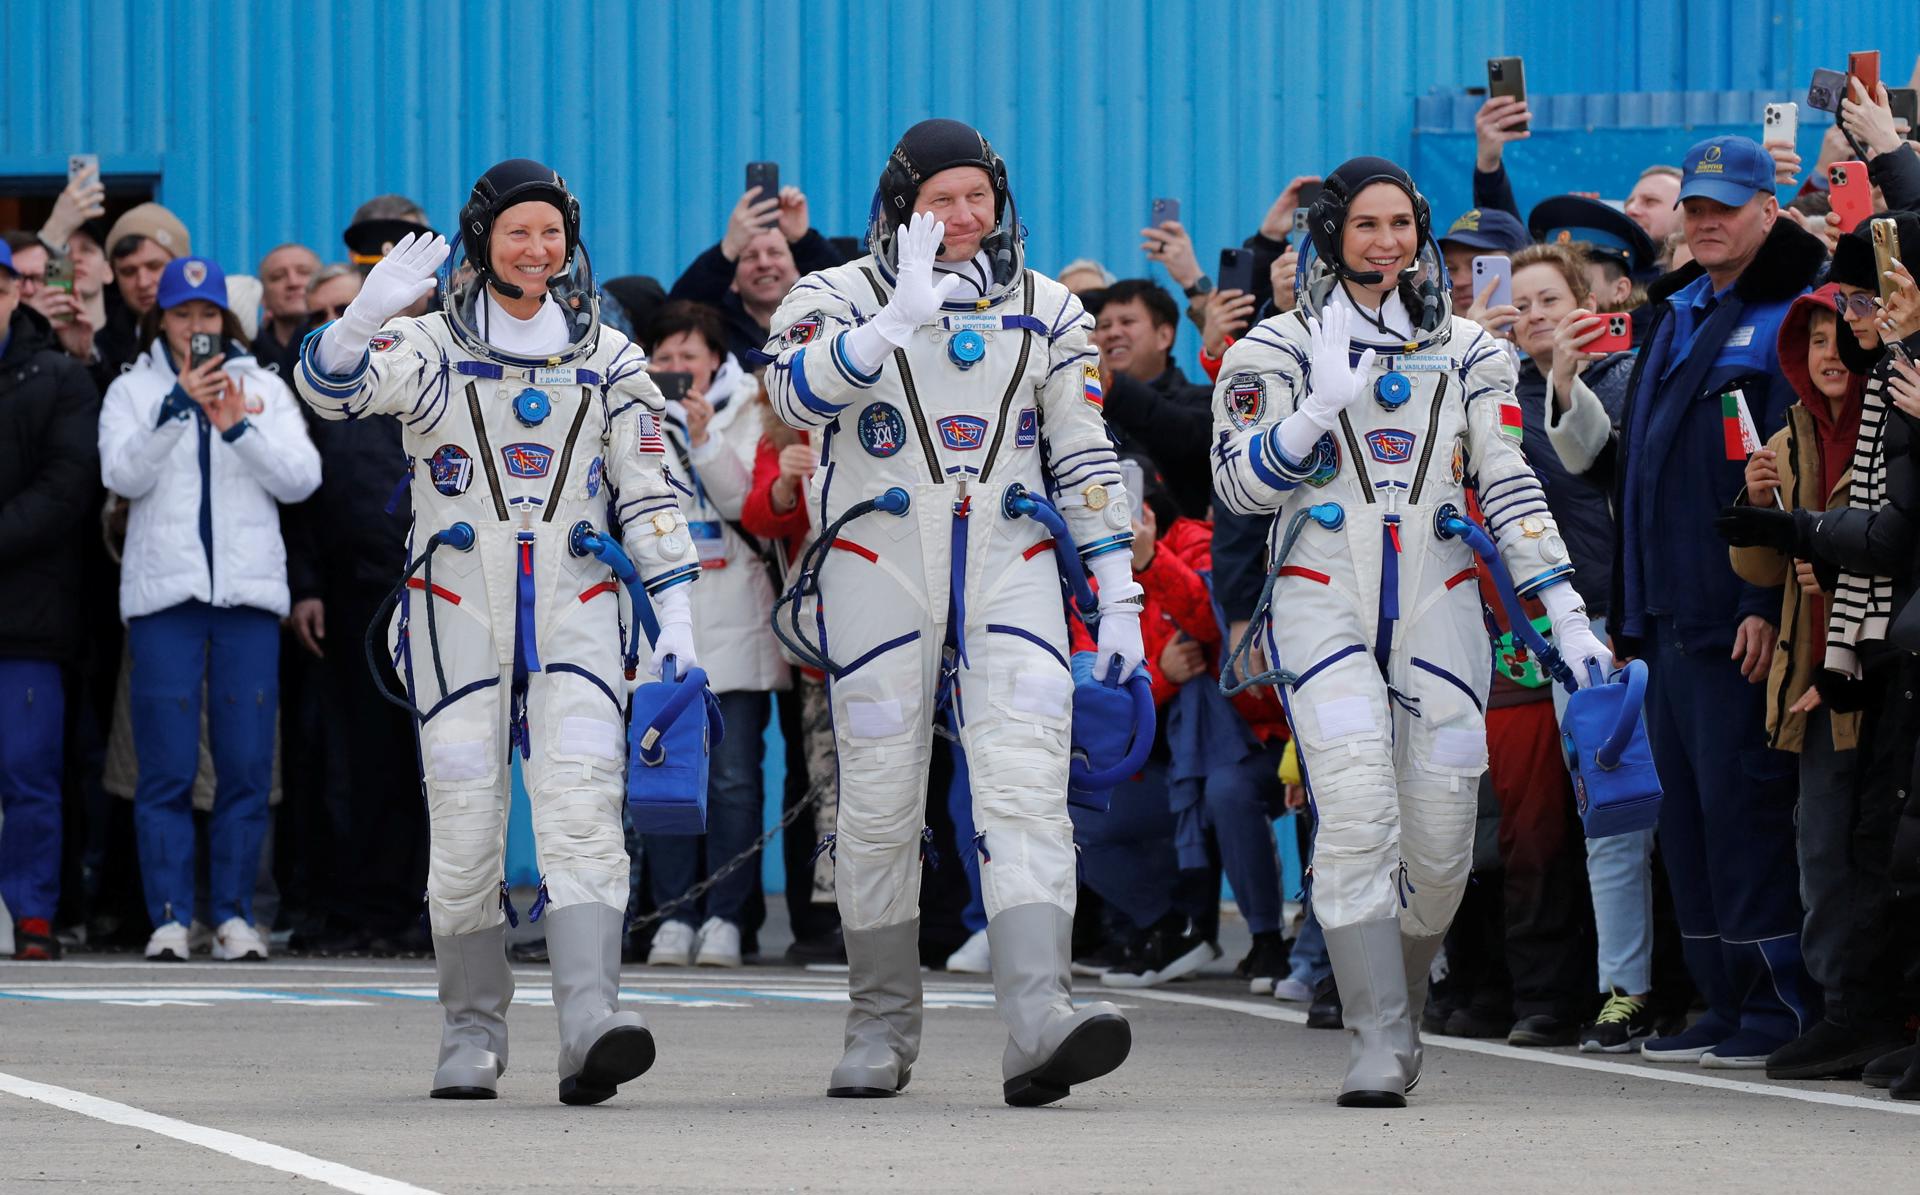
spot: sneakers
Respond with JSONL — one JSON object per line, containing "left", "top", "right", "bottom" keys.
{"left": 1579, "top": 989, "right": 1654, "bottom": 1053}
{"left": 12, "top": 918, "right": 61, "bottom": 960}
{"left": 212, "top": 918, "right": 269, "bottom": 961}
{"left": 1442, "top": 1003, "right": 1511, "bottom": 1039}
{"left": 1305, "top": 975, "right": 1343, "bottom": 1030}
{"left": 944, "top": 928, "right": 991, "bottom": 974}
{"left": 1235, "top": 931, "right": 1290, "bottom": 996}
{"left": 647, "top": 920, "right": 696, "bottom": 966}
{"left": 1640, "top": 1014, "right": 1735, "bottom": 1062}
{"left": 784, "top": 928, "right": 847, "bottom": 966}
{"left": 1272, "top": 975, "right": 1315, "bottom": 1003}
{"left": 1508, "top": 1013, "right": 1580, "bottom": 1048}
{"left": 1764, "top": 1018, "right": 1912, "bottom": 1081}
{"left": 145, "top": 922, "right": 191, "bottom": 962}
{"left": 1100, "top": 919, "right": 1220, "bottom": 989}
{"left": 1700, "top": 1029, "right": 1786, "bottom": 1070}
{"left": 692, "top": 917, "right": 742, "bottom": 968}
{"left": 1071, "top": 939, "right": 1127, "bottom": 978}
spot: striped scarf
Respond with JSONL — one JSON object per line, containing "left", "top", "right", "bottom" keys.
{"left": 1824, "top": 362, "right": 1896, "bottom": 677}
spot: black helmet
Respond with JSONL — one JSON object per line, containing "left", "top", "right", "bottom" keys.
{"left": 866, "top": 119, "right": 1023, "bottom": 288}
{"left": 1305, "top": 156, "right": 1433, "bottom": 286}
{"left": 457, "top": 158, "right": 581, "bottom": 301}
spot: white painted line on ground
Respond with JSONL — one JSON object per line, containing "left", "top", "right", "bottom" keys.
{"left": 1124, "top": 988, "right": 1920, "bottom": 1117}
{"left": 0, "top": 1070, "right": 443, "bottom": 1194}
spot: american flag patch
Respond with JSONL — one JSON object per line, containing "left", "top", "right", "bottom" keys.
{"left": 637, "top": 411, "right": 666, "bottom": 455}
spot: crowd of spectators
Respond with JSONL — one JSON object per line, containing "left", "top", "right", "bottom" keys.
{"left": 4, "top": 51, "right": 1920, "bottom": 1095}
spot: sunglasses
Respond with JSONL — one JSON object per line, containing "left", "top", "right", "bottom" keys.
{"left": 1832, "top": 291, "right": 1879, "bottom": 319}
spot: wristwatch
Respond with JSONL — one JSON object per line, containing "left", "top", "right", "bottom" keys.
{"left": 1183, "top": 276, "right": 1214, "bottom": 299}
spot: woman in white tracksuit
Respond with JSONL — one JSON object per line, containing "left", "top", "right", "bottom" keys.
{"left": 97, "top": 255, "right": 320, "bottom": 965}
{"left": 637, "top": 301, "right": 787, "bottom": 968}
{"left": 1210, "top": 157, "right": 1611, "bottom": 1108}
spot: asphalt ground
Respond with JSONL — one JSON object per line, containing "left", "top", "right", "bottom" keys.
{"left": 1, "top": 940, "right": 1915, "bottom": 1193}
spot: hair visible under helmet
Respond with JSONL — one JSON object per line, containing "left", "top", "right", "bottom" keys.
{"left": 1296, "top": 155, "right": 1451, "bottom": 335}
{"left": 865, "top": 118, "right": 1024, "bottom": 293}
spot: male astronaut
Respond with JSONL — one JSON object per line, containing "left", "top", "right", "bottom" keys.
{"left": 1210, "top": 157, "right": 1610, "bottom": 1108}
{"left": 765, "top": 119, "right": 1143, "bottom": 1107}
{"left": 296, "top": 159, "right": 698, "bottom": 1106}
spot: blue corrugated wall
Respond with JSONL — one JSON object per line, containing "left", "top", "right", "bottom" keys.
{"left": 2, "top": 0, "right": 1914, "bottom": 287}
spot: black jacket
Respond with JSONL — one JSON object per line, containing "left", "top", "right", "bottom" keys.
{"left": 669, "top": 230, "right": 845, "bottom": 362}
{"left": 285, "top": 408, "right": 411, "bottom": 603}
{"left": 1102, "top": 361, "right": 1214, "bottom": 520}
{"left": 0, "top": 306, "right": 103, "bottom": 660}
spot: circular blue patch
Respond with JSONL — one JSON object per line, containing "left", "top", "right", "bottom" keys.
{"left": 585, "top": 455, "right": 603, "bottom": 498}
{"left": 857, "top": 403, "right": 907, "bottom": 457}
{"left": 948, "top": 329, "right": 987, "bottom": 369}
{"left": 512, "top": 387, "right": 552, "bottom": 427}
{"left": 1374, "top": 371, "right": 1413, "bottom": 410}
{"left": 428, "top": 444, "right": 473, "bottom": 496}
{"left": 1304, "top": 433, "right": 1340, "bottom": 488}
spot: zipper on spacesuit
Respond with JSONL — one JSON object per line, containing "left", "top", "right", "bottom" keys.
{"left": 810, "top": 833, "right": 837, "bottom": 866}
{"left": 919, "top": 826, "right": 941, "bottom": 870}
{"left": 527, "top": 877, "right": 550, "bottom": 923}
{"left": 541, "top": 386, "right": 594, "bottom": 522}
{"left": 1405, "top": 376, "right": 1449, "bottom": 506}
{"left": 1395, "top": 860, "right": 1417, "bottom": 910}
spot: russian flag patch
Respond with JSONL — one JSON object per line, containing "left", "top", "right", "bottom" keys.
{"left": 1082, "top": 362, "right": 1104, "bottom": 409}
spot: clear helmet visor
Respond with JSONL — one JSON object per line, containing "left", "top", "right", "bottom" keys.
{"left": 438, "top": 230, "right": 602, "bottom": 366}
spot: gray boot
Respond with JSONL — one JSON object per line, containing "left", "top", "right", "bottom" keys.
{"left": 545, "top": 902, "right": 655, "bottom": 1106}
{"left": 430, "top": 921, "right": 514, "bottom": 1099}
{"left": 828, "top": 919, "right": 922, "bottom": 1097}
{"left": 1325, "top": 918, "right": 1415, "bottom": 1108}
{"left": 1401, "top": 932, "right": 1444, "bottom": 1093}
{"left": 987, "top": 902, "right": 1131, "bottom": 1107}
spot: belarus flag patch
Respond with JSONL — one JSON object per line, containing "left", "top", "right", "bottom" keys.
{"left": 1498, "top": 400, "right": 1524, "bottom": 442}
{"left": 1082, "top": 362, "right": 1104, "bottom": 409}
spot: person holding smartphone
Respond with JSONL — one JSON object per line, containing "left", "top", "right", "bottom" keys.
{"left": 95, "top": 256, "right": 320, "bottom": 966}
{"left": 766, "top": 119, "right": 1141, "bottom": 1107}
{"left": 297, "top": 159, "right": 699, "bottom": 1106}
{"left": 670, "top": 175, "right": 846, "bottom": 361}
{"left": 1211, "top": 156, "right": 1611, "bottom": 1108}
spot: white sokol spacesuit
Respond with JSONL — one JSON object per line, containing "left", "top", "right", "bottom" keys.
{"left": 1211, "top": 158, "right": 1608, "bottom": 1108}
{"left": 766, "top": 120, "right": 1143, "bottom": 1107}
{"left": 296, "top": 160, "right": 696, "bottom": 1107}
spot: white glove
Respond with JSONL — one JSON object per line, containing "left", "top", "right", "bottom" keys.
{"left": 1539, "top": 582, "right": 1613, "bottom": 688}
{"left": 646, "top": 585, "right": 700, "bottom": 677}
{"left": 872, "top": 211, "right": 961, "bottom": 346}
{"left": 1087, "top": 550, "right": 1146, "bottom": 681}
{"left": 1275, "top": 300, "right": 1377, "bottom": 462}
{"left": 340, "top": 232, "right": 449, "bottom": 337}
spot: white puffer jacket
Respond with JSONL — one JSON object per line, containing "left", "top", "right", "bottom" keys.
{"left": 99, "top": 338, "right": 322, "bottom": 621}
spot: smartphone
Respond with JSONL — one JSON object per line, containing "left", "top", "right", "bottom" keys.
{"left": 43, "top": 253, "right": 74, "bottom": 293}
{"left": 1808, "top": 68, "right": 1848, "bottom": 114}
{"left": 1471, "top": 255, "right": 1514, "bottom": 309}
{"left": 1872, "top": 217, "right": 1904, "bottom": 306}
{"left": 1487, "top": 57, "right": 1527, "bottom": 131}
{"left": 1118, "top": 459, "right": 1146, "bottom": 509}
{"left": 744, "top": 161, "right": 779, "bottom": 203}
{"left": 1150, "top": 197, "right": 1180, "bottom": 228}
{"left": 1888, "top": 88, "right": 1919, "bottom": 140}
{"left": 189, "top": 332, "right": 219, "bottom": 371}
{"left": 1847, "top": 50, "right": 1880, "bottom": 104}
{"left": 1587, "top": 312, "right": 1632, "bottom": 355}
{"left": 649, "top": 370, "right": 693, "bottom": 403}
{"left": 1762, "top": 101, "right": 1798, "bottom": 147}
{"left": 1292, "top": 181, "right": 1323, "bottom": 236}
{"left": 1218, "top": 248, "right": 1256, "bottom": 295}
{"left": 1828, "top": 160, "right": 1873, "bottom": 233}
{"left": 67, "top": 153, "right": 98, "bottom": 185}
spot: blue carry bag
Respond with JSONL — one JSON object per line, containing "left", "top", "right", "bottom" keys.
{"left": 1068, "top": 653, "right": 1158, "bottom": 813}
{"left": 626, "top": 657, "right": 725, "bottom": 835}
{"left": 1438, "top": 510, "right": 1663, "bottom": 839}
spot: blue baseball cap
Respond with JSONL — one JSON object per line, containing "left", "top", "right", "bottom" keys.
{"left": 1438, "top": 208, "right": 1530, "bottom": 253}
{"left": 155, "top": 256, "right": 229, "bottom": 311}
{"left": 0, "top": 239, "right": 15, "bottom": 277}
{"left": 1676, "top": 136, "right": 1774, "bottom": 207}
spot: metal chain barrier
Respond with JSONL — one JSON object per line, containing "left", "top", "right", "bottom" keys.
{"left": 625, "top": 786, "right": 825, "bottom": 935}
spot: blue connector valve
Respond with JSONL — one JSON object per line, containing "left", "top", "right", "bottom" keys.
{"left": 1433, "top": 504, "right": 1466, "bottom": 541}
{"left": 1375, "top": 371, "right": 1413, "bottom": 410}
{"left": 438, "top": 521, "right": 476, "bottom": 551}
{"left": 1307, "top": 503, "right": 1345, "bottom": 531}
{"left": 873, "top": 486, "right": 912, "bottom": 516}
{"left": 947, "top": 330, "right": 986, "bottom": 370}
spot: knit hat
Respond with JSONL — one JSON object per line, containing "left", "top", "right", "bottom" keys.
{"left": 105, "top": 202, "right": 191, "bottom": 258}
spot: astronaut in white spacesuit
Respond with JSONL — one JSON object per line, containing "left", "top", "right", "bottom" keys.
{"left": 296, "top": 159, "right": 698, "bottom": 1106}
{"left": 765, "top": 119, "right": 1144, "bottom": 1107}
{"left": 1211, "top": 157, "right": 1610, "bottom": 1108}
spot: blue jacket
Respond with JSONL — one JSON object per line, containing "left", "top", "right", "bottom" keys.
{"left": 1610, "top": 218, "right": 1828, "bottom": 654}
